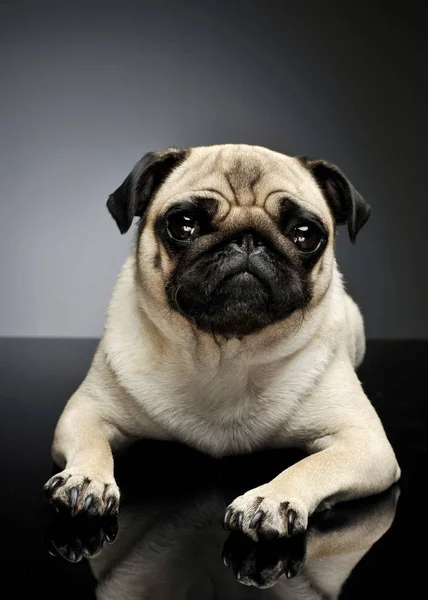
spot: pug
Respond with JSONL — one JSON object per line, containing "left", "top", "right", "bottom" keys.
{"left": 44, "top": 144, "right": 400, "bottom": 540}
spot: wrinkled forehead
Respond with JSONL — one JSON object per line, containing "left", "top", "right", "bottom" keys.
{"left": 150, "top": 144, "right": 333, "bottom": 225}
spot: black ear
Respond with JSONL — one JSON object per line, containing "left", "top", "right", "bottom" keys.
{"left": 299, "top": 157, "right": 371, "bottom": 243}
{"left": 107, "top": 147, "right": 189, "bottom": 234}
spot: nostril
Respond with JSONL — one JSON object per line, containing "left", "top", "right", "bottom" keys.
{"left": 229, "top": 234, "right": 247, "bottom": 252}
{"left": 230, "top": 240, "right": 243, "bottom": 253}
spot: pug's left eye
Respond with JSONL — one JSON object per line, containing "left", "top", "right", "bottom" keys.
{"left": 167, "top": 213, "right": 200, "bottom": 242}
{"left": 291, "top": 223, "right": 323, "bottom": 252}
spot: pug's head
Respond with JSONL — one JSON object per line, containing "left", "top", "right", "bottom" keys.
{"left": 107, "top": 145, "right": 370, "bottom": 338}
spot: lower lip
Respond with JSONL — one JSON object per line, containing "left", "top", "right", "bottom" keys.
{"left": 226, "top": 270, "right": 255, "bottom": 279}
{"left": 222, "top": 271, "right": 260, "bottom": 286}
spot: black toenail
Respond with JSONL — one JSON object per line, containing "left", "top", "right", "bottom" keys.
{"left": 70, "top": 488, "right": 79, "bottom": 512}
{"left": 105, "top": 497, "right": 117, "bottom": 515}
{"left": 249, "top": 510, "right": 264, "bottom": 529}
{"left": 223, "top": 508, "right": 233, "bottom": 530}
{"left": 45, "top": 476, "right": 62, "bottom": 496}
{"left": 287, "top": 509, "right": 297, "bottom": 536}
{"left": 83, "top": 495, "right": 93, "bottom": 511}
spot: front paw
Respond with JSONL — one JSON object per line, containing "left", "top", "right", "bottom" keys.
{"left": 224, "top": 489, "right": 308, "bottom": 541}
{"left": 44, "top": 469, "right": 120, "bottom": 517}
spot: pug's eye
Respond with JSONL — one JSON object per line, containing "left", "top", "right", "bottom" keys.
{"left": 291, "top": 223, "right": 323, "bottom": 252}
{"left": 167, "top": 213, "right": 200, "bottom": 242}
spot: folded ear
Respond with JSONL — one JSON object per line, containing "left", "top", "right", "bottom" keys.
{"left": 299, "top": 157, "right": 371, "bottom": 243}
{"left": 107, "top": 147, "right": 189, "bottom": 234}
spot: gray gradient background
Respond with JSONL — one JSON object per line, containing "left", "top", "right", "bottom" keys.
{"left": 1, "top": 0, "right": 427, "bottom": 338}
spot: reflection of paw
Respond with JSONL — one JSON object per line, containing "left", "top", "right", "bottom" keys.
{"left": 222, "top": 531, "right": 306, "bottom": 588}
{"left": 44, "top": 470, "right": 120, "bottom": 517}
{"left": 224, "top": 489, "right": 308, "bottom": 541}
{"left": 44, "top": 513, "right": 119, "bottom": 563}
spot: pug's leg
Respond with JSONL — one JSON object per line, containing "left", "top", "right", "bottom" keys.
{"left": 225, "top": 358, "right": 401, "bottom": 541}
{"left": 44, "top": 393, "right": 126, "bottom": 517}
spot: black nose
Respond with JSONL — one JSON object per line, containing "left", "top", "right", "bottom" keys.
{"left": 229, "top": 232, "right": 265, "bottom": 254}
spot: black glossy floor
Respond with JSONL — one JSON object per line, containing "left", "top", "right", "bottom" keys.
{"left": 1, "top": 339, "right": 427, "bottom": 598}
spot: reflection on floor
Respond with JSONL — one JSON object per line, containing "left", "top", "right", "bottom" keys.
{"left": 45, "top": 440, "right": 400, "bottom": 599}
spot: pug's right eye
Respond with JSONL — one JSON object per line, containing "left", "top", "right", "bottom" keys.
{"left": 166, "top": 212, "right": 201, "bottom": 242}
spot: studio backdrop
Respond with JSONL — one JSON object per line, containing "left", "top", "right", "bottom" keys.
{"left": 1, "top": 0, "right": 427, "bottom": 338}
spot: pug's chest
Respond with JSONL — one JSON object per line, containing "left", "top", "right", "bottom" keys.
{"left": 141, "top": 370, "right": 302, "bottom": 457}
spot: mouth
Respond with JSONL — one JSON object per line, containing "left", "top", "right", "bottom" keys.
{"left": 222, "top": 270, "right": 258, "bottom": 284}
{"left": 215, "top": 254, "right": 274, "bottom": 294}
{"left": 219, "top": 269, "right": 272, "bottom": 295}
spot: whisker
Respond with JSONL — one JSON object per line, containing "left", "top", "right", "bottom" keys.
{"left": 174, "top": 284, "right": 183, "bottom": 311}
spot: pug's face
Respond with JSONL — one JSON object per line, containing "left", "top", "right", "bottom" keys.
{"left": 107, "top": 145, "right": 370, "bottom": 338}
